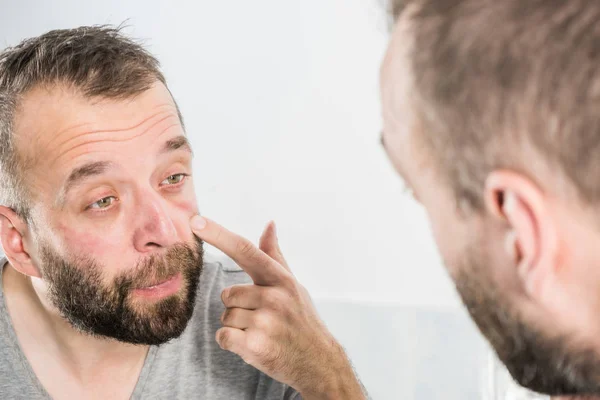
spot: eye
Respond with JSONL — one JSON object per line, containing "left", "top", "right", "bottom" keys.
{"left": 89, "top": 196, "right": 117, "bottom": 210}
{"left": 161, "top": 173, "right": 188, "bottom": 186}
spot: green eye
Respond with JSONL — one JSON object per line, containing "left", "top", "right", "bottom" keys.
{"left": 162, "top": 174, "right": 186, "bottom": 185}
{"left": 90, "top": 196, "right": 116, "bottom": 209}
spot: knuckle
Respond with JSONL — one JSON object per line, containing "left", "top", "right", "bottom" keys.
{"left": 246, "top": 332, "right": 282, "bottom": 370}
{"left": 278, "top": 273, "right": 297, "bottom": 291}
{"left": 246, "top": 331, "right": 270, "bottom": 357}
{"left": 252, "top": 311, "right": 274, "bottom": 330}
{"left": 217, "top": 329, "right": 232, "bottom": 349}
{"left": 292, "top": 281, "right": 308, "bottom": 301}
{"left": 221, "top": 309, "right": 231, "bottom": 324}
{"left": 221, "top": 308, "right": 238, "bottom": 326}
{"left": 236, "top": 239, "right": 255, "bottom": 256}
{"left": 222, "top": 286, "right": 240, "bottom": 306}
{"left": 263, "top": 288, "right": 287, "bottom": 311}
{"left": 297, "top": 282, "right": 310, "bottom": 299}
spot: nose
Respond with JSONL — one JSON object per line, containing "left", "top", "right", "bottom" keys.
{"left": 132, "top": 189, "right": 179, "bottom": 253}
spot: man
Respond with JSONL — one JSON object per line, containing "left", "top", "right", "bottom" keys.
{"left": 379, "top": 0, "right": 600, "bottom": 397}
{"left": 193, "top": 0, "right": 600, "bottom": 399}
{"left": 0, "top": 27, "right": 366, "bottom": 399}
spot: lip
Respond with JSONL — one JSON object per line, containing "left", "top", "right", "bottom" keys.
{"left": 132, "top": 273, "right": 183, "bottom": 300}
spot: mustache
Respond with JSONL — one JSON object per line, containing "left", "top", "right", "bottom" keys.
{"left": 120, "top": 241, "right": 202, "bottom": 290}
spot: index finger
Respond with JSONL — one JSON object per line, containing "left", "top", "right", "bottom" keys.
{"left": 191, "top": 216, "right": 289, "bottom": 286}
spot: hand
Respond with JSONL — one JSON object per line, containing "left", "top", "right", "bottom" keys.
{"left": 190, "top": 216, "right": 365, "bottom": 400}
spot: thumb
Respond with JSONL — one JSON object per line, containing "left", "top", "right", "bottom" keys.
{"left": 259, "top": 221, "right": 291, "bottom": 272}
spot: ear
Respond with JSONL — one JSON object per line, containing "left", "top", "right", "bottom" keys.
{"left": 0, "top": 206, "right": 41, "bottom": 278}
{"left": 484, "top": 171, "right": 559, "bottom": 297}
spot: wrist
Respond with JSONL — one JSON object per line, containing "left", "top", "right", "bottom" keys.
{"left": 299, "top": 341, "right": 366, "bottom": 400}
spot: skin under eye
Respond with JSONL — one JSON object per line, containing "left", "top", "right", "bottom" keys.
{"left": 88, "top": 196, "right": 117, "bottom": 210}
{"left": 161, "top": 173, "right": 188, "bottom": 186}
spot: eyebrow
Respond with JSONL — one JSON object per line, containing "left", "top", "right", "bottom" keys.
{"left": 161, "top": 135, "right": 193, "bottom": 156}
{"left": 64, "top": 161, "right": 113, "bottom": 193}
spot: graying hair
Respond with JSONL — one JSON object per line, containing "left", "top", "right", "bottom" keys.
{"left": 0, "top": 25, "right": 172, "bottom": 221}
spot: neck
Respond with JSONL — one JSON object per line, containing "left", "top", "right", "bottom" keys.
{"left": 2, "top": 263, "right": 148, "bottom": 379}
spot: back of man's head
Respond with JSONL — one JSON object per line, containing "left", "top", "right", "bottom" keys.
{"left": 395, "top": 0, "right": 600, "bottom": 212}
{"left": 382, "top": 0, "right": 600, "bottom": 396}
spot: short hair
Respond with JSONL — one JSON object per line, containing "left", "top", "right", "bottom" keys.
{"left": 0, "top": 25, "right": 171, "bottom": 221}
{"left": 400, "top": 0, "right": 600, "bottom": 211}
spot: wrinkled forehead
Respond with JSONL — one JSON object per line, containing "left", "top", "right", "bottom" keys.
{"left": 13, "top": 82, "right": 180, "bottom": 166}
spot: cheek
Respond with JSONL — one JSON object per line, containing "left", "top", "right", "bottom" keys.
{"left": 424, "top": 206, "right": 469, "bottom": 279}
{"left": 169, "top": 193, "right": 200, "bottom": 241}
{"left": 173, "top": 182, "right": 199, "bottom": 214}
{"left": 171, "top": 197, "right": 198, "bottom": 215}
{"left": 54, "top": 222, "right": 131, "bottom": 269}
{"left": 430, "top": 221, "right": 458, "bottom": 276}
{"left": 55, "top": 223, "right": 103, "bottom": 254}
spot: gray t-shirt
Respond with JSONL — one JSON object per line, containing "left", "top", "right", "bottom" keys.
{"left": 0, "top": 253, "right": 301, "bottom": 400}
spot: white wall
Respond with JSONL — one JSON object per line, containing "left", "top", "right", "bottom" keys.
{"left": 0, "top": 0, "right": 462, "bottom": 311}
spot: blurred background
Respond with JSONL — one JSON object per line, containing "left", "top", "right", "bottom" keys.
{"left": 0, "top": 1, "right": 544, "bottom": 398}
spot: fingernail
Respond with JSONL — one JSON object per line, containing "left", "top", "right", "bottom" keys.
{"left": 191, "top": 215, "right": 207, "bottom": 231}
{"left": 272, "top": 221, "right": 277, "bottom": 236}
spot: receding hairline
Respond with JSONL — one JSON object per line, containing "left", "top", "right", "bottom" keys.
{"left": 0, "top": 24, "right": 175, "bottom": 220}
{"left": 7, "top": 80, "right": 189, "bottom": 215}
{"left": 12, "top": 79, "right": 185, "bottom": 164}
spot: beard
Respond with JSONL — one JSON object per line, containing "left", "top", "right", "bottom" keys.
{"left": 38, "top": 237, "right": 204, "bottom": 346}
{"left": 454, "top": 236, "right": 600, "bottom": 396}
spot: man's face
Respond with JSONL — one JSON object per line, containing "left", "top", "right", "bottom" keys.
{"left": 381, "top": 12, "right": 600, "bottom": 395}
{"left": 15, "top": 82, "right": 203, "bottom": 345}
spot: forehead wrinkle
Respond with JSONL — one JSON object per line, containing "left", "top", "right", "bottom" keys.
{"left": 54, "top": 105, "right": 174, "bottom": 152}
{"left": 17, "top": 87, "right": 174, "bottom": 155}
{"left": 50, "top": 118, "right": 184, "bottom": 208}
{"left": 33, "top": 102, "right": 174, "bottom": 160}
{"left": 54, "top": 111, "right": 180, "bottom": 163}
